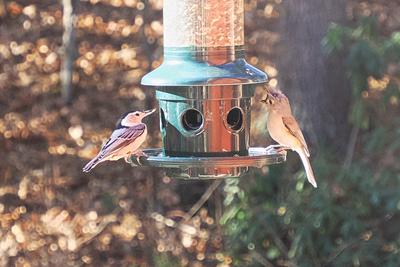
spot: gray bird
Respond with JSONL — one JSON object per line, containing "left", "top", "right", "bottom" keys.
{"left": 83, "top": 109, "right": 156, "bottom": 172}
{"left": 261, "top": 89, "right": 317, "bottom": 188}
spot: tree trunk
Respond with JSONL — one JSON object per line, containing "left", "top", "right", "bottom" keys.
{"left": 61, "top": 0, "right": 76, "bottom": 104}
{"left": 277, "top": 0, "right": 350, "bottom": 153}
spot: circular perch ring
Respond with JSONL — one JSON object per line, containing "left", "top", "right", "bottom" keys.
{"left": 128, "top": 147, "right": 286, "bottom": 179}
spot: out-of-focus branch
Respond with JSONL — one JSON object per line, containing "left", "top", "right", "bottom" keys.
{"left": 0, "top": 0, "right": 6, "bottom": 18}
{"left": 258, "top": 219, "right": 298, "bottom": 267}
{"left": 76, "top": 214, "right": 118, "bottom": 249}
{"left": 251, "top": 250, "right": 274, "bottom": 267}
{"left": 183, "top": 180, "right": 222, "bottom": 221}
{"left": 342, "top": 125, "right": 359, "bottom": 171}
{"left": 60, "top": 0, "right": 76, "bottom": 104}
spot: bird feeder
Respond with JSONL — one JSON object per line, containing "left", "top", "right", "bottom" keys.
{"left": 130, "top": 0, "right": 285, "bottom": 179}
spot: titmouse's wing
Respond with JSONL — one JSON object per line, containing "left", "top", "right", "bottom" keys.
{"left": 282, "top": 116, "right": 310, "bottom": 157}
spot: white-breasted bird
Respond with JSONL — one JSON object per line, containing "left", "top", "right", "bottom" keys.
{"left": 261, "top": 89, "right": 317, "bottom": 188}
{"left": 82, "top": 109, "right": 156, "bottom": 172}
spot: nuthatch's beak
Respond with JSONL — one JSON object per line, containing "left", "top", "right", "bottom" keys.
{"left": 144, "top": 109, "right": 156, "bottom": 117}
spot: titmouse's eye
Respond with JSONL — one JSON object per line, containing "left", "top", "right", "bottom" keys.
{"left": 135, "top": 113, "right": 140, "bottom": 116}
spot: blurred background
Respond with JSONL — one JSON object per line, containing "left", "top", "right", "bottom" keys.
{"left": 1, "top": 0, "right": 400, "bottom": 266}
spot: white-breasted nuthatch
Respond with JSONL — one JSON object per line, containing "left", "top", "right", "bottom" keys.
{"left": 82, "top": 109, "right": 156, "bottom": 172}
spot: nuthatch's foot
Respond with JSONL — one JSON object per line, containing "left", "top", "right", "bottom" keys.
{"left": 125, "top": 155, "right": 144, "bottom": 167}
{"left": 134, "top": 150, "right": 148, "bottom": 157}
{"left": 133, "top": 150, "right": 148, "bottom": 166}
{"left": 124, "top": 156, "right": 132, "bottom": 164}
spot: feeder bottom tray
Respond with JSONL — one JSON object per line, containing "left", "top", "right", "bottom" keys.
{"left": 127, "top": 147, "right": 286, "bottom": 179}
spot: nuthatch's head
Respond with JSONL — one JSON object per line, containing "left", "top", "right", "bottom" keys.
{"left": 118, "top": 109, "right": 156, "bottom": 127}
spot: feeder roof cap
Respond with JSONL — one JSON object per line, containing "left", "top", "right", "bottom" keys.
{"left": 141, "top": 58, "right": 268, "bottom": 86}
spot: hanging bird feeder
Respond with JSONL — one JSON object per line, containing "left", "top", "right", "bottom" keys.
{"left": 129, "top": 0, "right": 286, "bottom": 179}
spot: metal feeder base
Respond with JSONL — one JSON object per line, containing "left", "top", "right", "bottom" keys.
{"left": 128, "top": 147, "right": 286, "bottom": 179}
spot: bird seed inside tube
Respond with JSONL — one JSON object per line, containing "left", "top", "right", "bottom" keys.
{"left": 163, "top": 0, "right": 244, "bottom": 47}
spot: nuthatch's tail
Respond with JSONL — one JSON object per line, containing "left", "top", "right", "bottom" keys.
{"left": 83, "top": 155, "right": 102, "bottom": 172}
{"left": 296, "top": 148, "right": 317, "bottom": 188}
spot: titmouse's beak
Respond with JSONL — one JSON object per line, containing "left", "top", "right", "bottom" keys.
{"left": 144, "top": 109, "right": 156, "bottom": 117}
{"left": 261, "top": 91, "right": 274, "bottom": 103}
{"left": 261, "top": 93, "right": 272, "bottom": 103}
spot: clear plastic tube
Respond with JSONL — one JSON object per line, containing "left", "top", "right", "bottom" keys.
{"left": 163, "top": 0, "right": 244, "bottom": 47}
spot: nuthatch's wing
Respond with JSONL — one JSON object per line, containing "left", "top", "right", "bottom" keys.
{"left": 98, "top": 123, "right": 146, "bottom": 160}
{"left": 82, "top": 123, "right": 147, "bottom": 172}
{"left": 282, "top": 116, "right": 310, "bottom": 157}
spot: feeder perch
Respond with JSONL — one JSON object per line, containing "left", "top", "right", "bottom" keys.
{"left": 129, "top": 0, "right": 286, "bottom": 179}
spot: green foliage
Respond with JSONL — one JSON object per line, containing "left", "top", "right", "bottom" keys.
{"left": 323, "top": 16, "right": 400, "bottom": 129}
{"left": 153, "top": 252, "right": 181, "bottom": 267}
{"left": 223, "top": 17, "right": 400, "bottom": 267}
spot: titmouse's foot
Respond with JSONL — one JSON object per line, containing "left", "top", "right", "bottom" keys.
{"left": 265, "top": 145, "right": 289, "bottom": 154}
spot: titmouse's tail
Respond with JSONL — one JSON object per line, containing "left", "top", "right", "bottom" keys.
{"left": 296, "top": 148, "right": 317, "bottom": 188}
{"left": 83, "top": 155, "right": 103, "bottom": 172}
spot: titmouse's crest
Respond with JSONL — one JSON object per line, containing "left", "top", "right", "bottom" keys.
{"left": 268, "top": 89, "right": 289, "bottom": 104}
{"left": 263, "top": 85, "right": 284, "bottom": 98}
{"left": 268, "top": 88, "right": 284, "bottom": 98}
